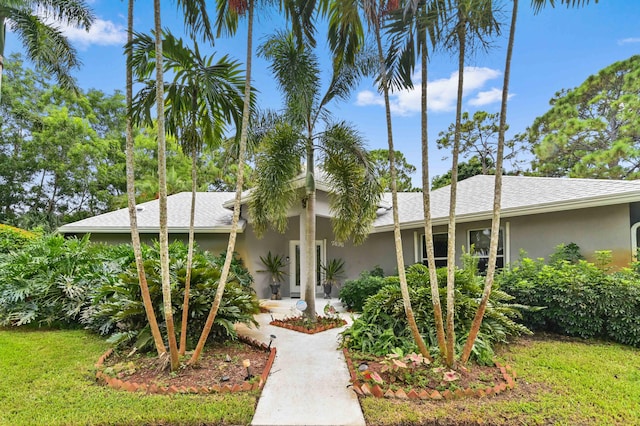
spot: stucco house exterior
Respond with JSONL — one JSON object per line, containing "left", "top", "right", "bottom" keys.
{"left": 59, "top": 175, "right": 640, "bottom": 299}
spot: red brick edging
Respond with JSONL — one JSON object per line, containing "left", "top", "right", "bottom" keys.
{"left": 270, "top": 318, "right": 347, "bottom": 334}
{"left": 343, "top": 348, "right": 516, "bottom": 400}
{"left": 94, "top": 335, "right": 277, "bottom": 395}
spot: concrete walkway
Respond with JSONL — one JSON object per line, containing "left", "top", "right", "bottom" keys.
{"left": 235, "top": 299, "right": 365, "bottom": 426}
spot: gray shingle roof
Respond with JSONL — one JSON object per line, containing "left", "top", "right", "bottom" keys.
{"left": 372, "top": 175, "right": 640, "bottom": 230}
{"left": 58, "top": 175, "right": 640, "bottom": 234}
{"left": 58, "top": 192, "right": 243, "bottom": 233}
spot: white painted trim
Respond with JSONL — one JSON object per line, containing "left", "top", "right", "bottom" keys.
{"left": 413, "top": 231, "right": 419, "bottom": 264}
{"left": 289, "top": 240, "right": 326, "bottom": 296}
{"left": 632, "top": 222, "right": 640, "bottom": 260}
{"left": 58, "top": 224, "right": 246, "bottom": 234}
{"left": 505, "top": 221, "right": 511, "bottom": 266}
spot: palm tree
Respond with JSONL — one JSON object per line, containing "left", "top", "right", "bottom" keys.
{"left": 386, "top": 0, "right": 449, "bottom": 359}
{"left": 187, "top": 0, "right": 318, "bottom": 367}
{"left": 129, "top": 30, "right": 245, "bottom": 355}
{"left": 0, "top": 0, "right": 94, "bottom": 99}
{"left": 324, "top": 0, "right": 432, "bottom": 360}
{"left": 460, "top": 0, "right": 595, "bottom": 364}
{"left": 124, "top": 0, "right": 166, "bottom": 357}
{"left": 249, "top": 31, "right": 381, "bottom": 320}
{"left": 151, "top": 0, "right": 181, "bottom": 372}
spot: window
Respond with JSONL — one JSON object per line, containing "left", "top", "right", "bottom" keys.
{"left": 468, "top": 228, "right": 504, "bottom": 272}
{"left": 421, "top": 233, "right": 448, "bottom": 267}
{"left": 632, "top": 222, "right": 640, "bottom": 260}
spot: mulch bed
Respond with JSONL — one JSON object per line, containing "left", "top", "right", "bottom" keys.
{"left": 344, "top": 349, "right": 516, "bottom": 400}
{"left": 96, "top": 338, "right": 275, "bottom": 394}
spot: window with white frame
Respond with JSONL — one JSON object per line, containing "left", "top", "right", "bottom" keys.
{"left": 632, "top": 222, "right": 640, "bottom": 260}
{"left": 421, "top": 233, "right": 448, "bottom": 267}
{"left": 468, "top": 228, "right": 505, "bottom": 272}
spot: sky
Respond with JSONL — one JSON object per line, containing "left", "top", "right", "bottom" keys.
{"left": 4, "top": 0, "right": 640, "bottom": 187}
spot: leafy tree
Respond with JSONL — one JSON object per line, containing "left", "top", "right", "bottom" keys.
{"left": 528, "top": 55, "right": 640, "bottom": 179}
{"left": 0, "top": 0, "right": 94, "bottom": 98}
{"left": 369, "top": 149, "right": 419, "bottom": 192}
{"left": 431, "top": 156, "right": 493, "bottom": 189}
{"left": 437, "top": 110, "right": 524, "bottom": 174}
{"left": 0, "top": 54, "right": 127, "bottom": 228}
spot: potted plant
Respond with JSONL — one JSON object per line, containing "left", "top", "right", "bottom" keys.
{"left": 320, "top": 258, "right": 345, "bottom": 299}
{"left": 258, "top": 251, "right": 287, "bottom": 300}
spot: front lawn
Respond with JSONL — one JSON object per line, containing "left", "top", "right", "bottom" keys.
{"left": 361, "top": 334, "right": 640, "bottom": 425}
{"left": 0, "top": 329, "right": 256, "bottom": 426}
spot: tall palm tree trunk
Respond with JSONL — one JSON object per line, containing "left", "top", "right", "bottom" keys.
{"left": 461, "top": 0, "right": 518, "bottom": 364}
{"left": 302, "top": 141, "right": 317, "bottom": 320}
{"left": 189, "top": 0, "right": 254, "bottom": 365}
{"left": 445, "top": 19, "right": 467, "bottom": 369}
{"left": 153, "top": 0, "right": 180, "bottom": 371}
{"left": 179, "top": 142, "right": 198, "bottom": 355}
{"left": 125, "top": 0, "right": 166, "bottom": 357}
{"left": 0, "top": 18, "right": 5, "bottom": 101}
{"left": 420, "top": 27, "right": 447, "bottom": 359}
{"left": 374, "top": 16, "right": 431, "bottom": 361}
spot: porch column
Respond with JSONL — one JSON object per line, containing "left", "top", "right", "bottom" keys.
{"left": 299, "top": 207, "right": 308, "bottom": 299}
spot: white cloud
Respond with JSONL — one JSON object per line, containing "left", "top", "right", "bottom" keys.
{"left": 356, "top": 66, "right": 505, "bottom": 115}
{"left": 469, "top": 87, "right": 514, "bottom": 106}
{"left": 61, "top": 18, "right": 127, "bottom": 49}
{"left": 618, "top": 37, "right": 640, "bottom": 45}
{"left": 356, "top": 90, "right": 385, "bottom": 108}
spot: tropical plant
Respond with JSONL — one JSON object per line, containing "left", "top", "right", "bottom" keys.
{"left": 84, "top": 241, "right": 259, "bottom": 351}
{"left": 0, "top": 233, "right": 102, "bottom": 327}
{"left": 321, "top": 258, "right": 345, "bottom": 297}
{"left": 342, "top": 263, "right": 530, "bottom": 364}
{"left": 0, "top": 0, "right": 94, "bottom": 98}
{"left": 248, "top": 30, "right": 381, "bottom": 321}
{"left": 0, "top": 223, "right": 37, "bottom": 254}
{"left": 258, "top": 251, "right": 288, "bottom": 284}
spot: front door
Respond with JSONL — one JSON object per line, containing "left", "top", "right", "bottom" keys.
{"left": 289, "top": 240, "right": 326, "bottom": 297}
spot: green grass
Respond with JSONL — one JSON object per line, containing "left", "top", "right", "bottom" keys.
{"left": 361, "top": 335, "right": 640, "bottom": 425}
{"left": 0, "top": 328, "right": 256, "bottom": 426}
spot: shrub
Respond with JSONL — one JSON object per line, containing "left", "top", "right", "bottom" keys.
{"left": 548, "top": 242, "right": 584, "bottom": 265}
{"left": 0, "top": 224, "right": 38, "bottom": 254}
{"left": 0, "top": 234, "right": 102, "bottom": 327}
{"left": 85, "top": 240, "right": 259, "bottom": 351}
{"left": 342, "top": 263, "right": 530, "bottom": 364}
{"left": 498, "top": 256, "right": 640, "bottom": 347}
{"left": 339, "top": 270, "right": 390, "bottom": 311}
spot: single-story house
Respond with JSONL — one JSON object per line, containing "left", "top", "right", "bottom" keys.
{"left": 59, "top": 175, "right": 640, "bottom": 299}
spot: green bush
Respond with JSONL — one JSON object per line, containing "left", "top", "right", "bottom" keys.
{"left": 0, "top": 234, "right": 103, "bottom": 327}
{"left": 0, "top": 224, "right": 39, "bottom": 254}
{"left": 342, "top": 263, "right": 530, "bottom": 364}
{"left": 498, "top": 257, "right": 640, "bottom": 347}
{"left": 339, "top": 270, "right": 391, "bottom": 311}
{"left": 85, "top": 240, "right": 259, "bottom": 351}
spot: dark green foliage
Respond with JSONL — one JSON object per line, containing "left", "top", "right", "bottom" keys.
{"left": 85, "top": 241, "right": 259, "bottom": 351}
{"left": 498, "top": 257, "right": 640, "bottom": 347}
{"left": 0, "top": 234, "right": 102, "bottom": 327}
{"left": 339, "top": 270, "right": 391, "bottom": 311}
{"left": 342, "top": 264, "right": 530, "bottom": 364}
{"left": 548, "top": 242, "right": 584, "bottom": 265}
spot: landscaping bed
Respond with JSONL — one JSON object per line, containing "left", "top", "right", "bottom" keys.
{"left": 270, "top": 315, "right": 347, "bottom": 334}
{"left": 96, "top": 337, "right": 275, "bottom": 394}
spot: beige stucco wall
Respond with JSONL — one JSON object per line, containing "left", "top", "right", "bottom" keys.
{"left": 73, "top": 202, "right": 634, "bottom": 299}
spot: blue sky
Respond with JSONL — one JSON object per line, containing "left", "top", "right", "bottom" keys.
{"left": 5, "top": 0, "right": 640, "bottom": 185}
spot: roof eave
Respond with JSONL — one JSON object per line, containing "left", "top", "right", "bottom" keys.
{"left": 371, "top": 191, "right": 640, "bottom": 233}
{"left": 58, "top": 222, "right": 247, "bottom": 234}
